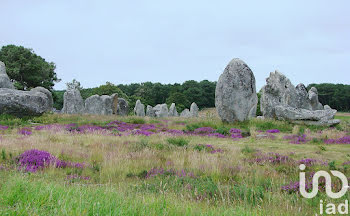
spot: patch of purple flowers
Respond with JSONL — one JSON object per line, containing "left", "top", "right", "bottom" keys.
{"left": 324, "top": 136, "right": 350, "bottom": 144}
{"left": 196, "top": 144, "right": 223, "bottom": 154}
{"left": 283, "top": 134, "right": 308, "bottom": 144}
{"left": 282, "top": 172, "right": 326, "bottom": 194}
{"left": 230, "top": 128, "right": 243, "bottom": 139}
{"left": 250, "top": 152, "right": 292, "bottom": 165}
{"left": 17, "top": 149, "right": 55, "bottom": 172}
{"left": 17, "top": 149, "right": 85, "bottom": 172}
{"left": 0, "top": 125, "right": 9, "bottom": 130}
{"left": 18, "top": 127, "right": 32, "bottom": 136}
{"left": 266, "top": 129, "right": 280, "bottom": 133}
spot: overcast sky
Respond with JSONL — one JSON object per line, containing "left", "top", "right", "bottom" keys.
{"left": 1, "top": 0, "right": 349, "bottom": 90}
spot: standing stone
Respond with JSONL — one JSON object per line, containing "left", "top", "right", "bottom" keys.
{"left": 117, "top": 98, "right": 129, "bottom": 116}
{"left": 62, "top": 88, "right": 84, "bottom": 114}
{"left": 168, "top": 103, "right": 178, "bottom": 117}
{"left": 190, "top": 102, "right": 199, "bottom": 117}
{"left": 180, "top": 109, "right": 191, "bottom": 118}
{"left": 308, "top": 87, "right": 323, "bottom": 110}
{"left": 215, "top": 58, "right": 258, "bottom": 122}
{"left": 134, "top": 100, "right": 145, "bottom": 117}
{"left": 146, "top": 105, "right": 156, "bottom": 117}
{"left": 111, "top": 93, "right": 119, "bottom": 114}
{"left": 84, "top": 95, "right": 113, "bottom": 115}
{"left": 153, "top": 104, "right": 168, "bottom": 118}
{"left": 0, "top": 61, "right": 15, "bottom": 89}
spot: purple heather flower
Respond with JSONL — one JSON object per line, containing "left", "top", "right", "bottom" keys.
{"left": 324, "top": 136, "right": 350, "bottom": 144}
{"left": 0, "top": 125, "right": 9, "bottom": 130}
{"left": 18, "top": 127, "right": 32, "bottom": 136}
{"left": 194, "top": 127, "right": 216, "bottom": 134}
{"left": 266, "top": 129, "right": 280, "bottom": 133}
{"left": 17, "top": 149, "right": 55, "bottom": 172}
{"left": 230, "top": 128, "right": 241, "bottom": 134}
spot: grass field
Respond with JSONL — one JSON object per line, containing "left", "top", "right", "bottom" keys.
{"left": 0, "top": 112, "right": 349, "bottom": 215}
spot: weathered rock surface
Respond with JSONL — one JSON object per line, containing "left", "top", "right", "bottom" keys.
{"left": 153, "top": 104, "right": 168, "bottom": 118}
{"left": 62, "top": 89, "right": 84, "bottom": 114}
{"left": 111, "top": 93, "right": 119, "bottom": 114}
{"left": 146, "top": 105, "right": 156, "bottom": 117}
{"left": 215, "top": 58, "right": 258, "bottom": 122}
{"left": 0, "top": 61, "right": 15, "bottom": 89}
{"left": 168, "top": 103, "right": 178, "bottom": 117}
{"left": 274, "top": 105, "right": 340, "bottom": 126}
{"left": 117, "top": 98, "right": 129, "bottom": 116}
{"left": 308, "top": 87, "right": 323, "bottom": 110}
{"left": 84, "top": 95, "right": 113, "bottom": 115}
{"left": 260, "top": 71, "right": 338, "bottom": 126}
{"left": 0, "top": 88, "right": 53, "bottom": 116}
{"left": 190, "top": 102, "right": 199, "bottom": 117}
{"left": 134, "top": 100, "right": 145, "bottom": 117}
{"left": 180, "top": 109, "right": 191, "bottom": 118}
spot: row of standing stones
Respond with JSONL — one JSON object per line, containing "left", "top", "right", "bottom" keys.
{"left": 62, "top": 87, "right": 129, "bottom": 116}
{"left": 0, "top": 59, "right": 341, "bottom": 125}
{"left": 134, "top": 100, "right": 199, "bottom": 118}
{"left": 215, "top": 58, "right": 340, "bottom": 126}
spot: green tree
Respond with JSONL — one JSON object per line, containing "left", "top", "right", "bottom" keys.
{"left": 0, "top": 45, "right": 60, "bottom": 90}
{"left": 166, "top": 92, "right": 190, "bottom": 112}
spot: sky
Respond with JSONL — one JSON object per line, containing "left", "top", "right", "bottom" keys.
{"left": 1, "top": 0, "right": 349, "bottom": 91}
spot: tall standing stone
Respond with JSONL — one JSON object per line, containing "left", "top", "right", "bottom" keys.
{"left": 190, "top": 102, "right": 199, "bottom": 117}
{"left": 215, "top": 58, "right": 258, "bottom": 122}
{"left": 84, "top": 95, "right": 113, "bottom": 115}
{"left": 117, "top": 98, "right": 129, "bottom": 116}
{"left": 0, "top": 61, "right": 15, "bottom": 89}
{"left": 134, "top": 100, "right": 145, "bottom": 117}
{"left": 153, "top": 104, "right": 168, "bottom": 118}
{"left": 111, "top": 93, "right": 119, "bottom": 114}
{"left": 168, "top": 103, "right": 178, "bottom": 117}
{"left": 62, "top": 88, "right": 85, "bottom": 114}
{"left": 146, "top": 105, "right": 156, "bottom": 117}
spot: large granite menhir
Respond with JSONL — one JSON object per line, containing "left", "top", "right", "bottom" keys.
{"left": 260, "top": 71, "right": 340, "bottom": 126}
{"left": 215, "top": 58, "right": 258, "bottom": 122}
{"left": 62, "top": 88, "right": 84, "bottom": 114}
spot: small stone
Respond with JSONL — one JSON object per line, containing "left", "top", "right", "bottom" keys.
{"left": 180, "top": 109, "right": 191, "bottom": 118}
